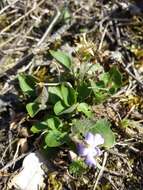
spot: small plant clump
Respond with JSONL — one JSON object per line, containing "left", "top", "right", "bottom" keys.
{"left": 17, "top": 50, "right": 117, "bottom": 173}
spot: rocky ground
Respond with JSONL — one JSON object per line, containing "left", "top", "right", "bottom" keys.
{"left": 0, "top": 0, "right": 143, "bottom": 189}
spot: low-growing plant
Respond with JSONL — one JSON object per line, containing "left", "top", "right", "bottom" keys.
{"left": 17, "top": 50, "right": 121, "bottom": 172}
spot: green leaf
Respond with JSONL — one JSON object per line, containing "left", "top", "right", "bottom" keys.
{"left": 31, "top": 116, "right": 62, "bottom": 133}
{"left": 48, "top": 86, "right": 63, "bottom": 100}
{"left": 77, "top": 82, "right": 91, "bottom": 101}
{"left": 71, "top": 119, "right": 94, "bottom": 137}
{"left": 31, "top": 121, "right": 48, "bottom": 133}
{"left": 90, "top": 79, "right": 98, "bottom": 97}
{"left": 18, "top": 74, "right": 37, "bottom": 96}
{"left": 45, "top": 130, "right": 67, "bottom": 147}
{"left": 100, "top": 67, "right": 122, "bottom": 88}
{"left": 54, "top": 101, "right": 66, "bottom": 115}
{"left": 26, "top": 87, "right": 48, "bottom": 118}
{"left": 90, "top": 79, "right": 108, "bottom": 103}
{"left": 26, "top": 102, "right": 40, "bottom": 118}
{"left": 61, "top": 84, "right": 77, "bottom": 106}
{"left": 90, "top": 119, "right": 115, "bottom": 148}
{"left": 94, "top": 91, "right": 108, "bottom": 103}
{"left": 46, "top": 116, "right": 62, "bottom": 130}
{"left": 90, "top": 66, "right": 122, "bottom": 103}
{"left": 77, "top": 103, "right": 92, "bottom": 117}
{"left": 48, "top": 86, "right": 63, "bottom": 104}
{"left": 49, "top": 84, "right": 76, "bottom": 106}
{"left": 109, "top": 66, "right": 122, "bottom": 87}
{"left": 100, "top": 72, "right": 110, "bottom": 86}
{"left": 54, "top": 100, "right": 77, "bottom": 115}
{"left": 50, "top": 50, "right": 72, "bottom": 69}
{"left": 61, "top": 84, "right": 70, "bottom": 106}
{"left": 109, "top": 87, "right": 116, "bottom": 94}
{"left": 58, "top": 104, "right": 78, "bottom": 115}
{"left": 68, "top": 86, "right": 77, "bottom": 105}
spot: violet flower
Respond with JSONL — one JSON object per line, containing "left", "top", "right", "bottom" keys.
{"left": 78, "top": 132, "right": 104, "bottom": 167}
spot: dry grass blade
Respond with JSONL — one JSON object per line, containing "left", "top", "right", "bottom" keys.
{"left": 37, "top": 7, "right": 61, "bottom": 47}
{"left": 93, "top": 152, "right": 108, "bottom": 190}
{"left": 0, "top": 0, "right": 20, "bottom": 15}
{"left": 0, "top": 0, "right": 45, "bottom": 34}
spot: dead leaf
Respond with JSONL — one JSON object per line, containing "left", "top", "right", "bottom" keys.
{"left": 48, "top": 172, "right": 62, "bottom": 190}
{"left": 18, "top": 138, "right": 28, "bottom": 153}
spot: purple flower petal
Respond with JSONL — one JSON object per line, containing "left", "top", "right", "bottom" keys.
{"left": 77, "top": 143, "right": 89, "bottom": 156}
{"left": 85, "top": 155, "right": 97, "bottom": 167}
{"left": 93, "top": 134, "right": 104, "bottom": 147}
{"left": 86, "top": 146, "right": 101, "bottom": 157}
{"left": 77, "top": 133, "right": 104, "bottom": 168}
{"left": 85, "top": 132, "right": 95, "bottom": 146}
{"left": 94, "top": 147, "right": 102, "bottom": 156}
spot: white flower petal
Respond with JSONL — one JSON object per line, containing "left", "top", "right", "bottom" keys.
{"left": 93, "top": 134, "right": 104, "bottom": 147}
